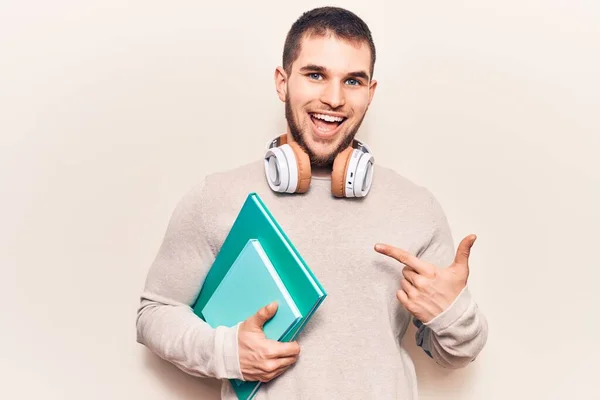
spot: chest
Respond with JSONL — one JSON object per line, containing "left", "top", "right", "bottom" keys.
{"left": 269, "top": 193, "right": 433, "bottom": 293}
{"left": 211, "top": 191, "right": 435, "bottom": 329}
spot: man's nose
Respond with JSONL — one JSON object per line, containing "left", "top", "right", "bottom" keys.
{"left": 319, "top": 81, "right": 345, "bottom": 109}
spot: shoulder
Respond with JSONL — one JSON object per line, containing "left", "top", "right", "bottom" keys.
{"left": 371, "top": 163, "right": 453, "bottom": 246}
{"left": 370, "top": 163, "right": 451, "bottom": 225}
{"left": 177, "top": 159, "right": 267, "bottom": 214}
{"left": 371, "top": 163, "right": 435, "bottom": 204}
{"left": 204, "top": 159, "right": 264, "bottom": 190}
{"left": 166, "top": 160, "right": 266, "bottom": 242}
{"left": 203, "top": 159, "right": 267, "bottom": 201}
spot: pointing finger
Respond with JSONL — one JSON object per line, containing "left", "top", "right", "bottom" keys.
{"left": 375, "top": 243, "right": 434, "bottom": 276}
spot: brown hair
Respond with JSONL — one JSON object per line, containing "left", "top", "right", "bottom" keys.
{"left": 282, "top": 7, "right": 376, "bottom": 79}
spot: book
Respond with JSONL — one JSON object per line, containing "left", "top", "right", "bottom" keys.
{"left": 193, "top": 192, "right": 327, "bottom": 400}
{"left": 200, "top": 239, "right": 303, "bottom": 387}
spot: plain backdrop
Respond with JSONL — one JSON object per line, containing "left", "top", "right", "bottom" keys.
{"left": 1, "top": 0, "right": 599, "bottom": 399}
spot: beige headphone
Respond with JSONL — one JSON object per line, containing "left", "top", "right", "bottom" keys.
{"left": 264, "top": 134, "right": 375, "bottom": 198}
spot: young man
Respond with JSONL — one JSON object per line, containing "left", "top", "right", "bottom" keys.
{"left": 136, "top": 7, "right": 488, "bottom": 399}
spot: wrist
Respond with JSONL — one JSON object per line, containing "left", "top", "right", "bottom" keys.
{"left": 424, "top": 286, "right": 473, "bottom": 333}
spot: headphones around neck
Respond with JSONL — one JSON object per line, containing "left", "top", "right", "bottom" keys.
{"left": 264, "top": 134, "right": 375, "bottom": 198}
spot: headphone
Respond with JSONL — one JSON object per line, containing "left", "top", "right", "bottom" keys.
{"left": 264, "top": 134, "right": 375, "bottom": 198}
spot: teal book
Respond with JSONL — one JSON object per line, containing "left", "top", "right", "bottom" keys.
{"left": 192, "top": 192, "right": 327, "bottom": 400}
{"left": 201, "top": 239, "right": 302, "bottom": 388}
{"left": 201, "top": 238, "right": 302, "bottom": 342}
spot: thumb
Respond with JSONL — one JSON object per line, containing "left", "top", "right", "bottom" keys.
{"left": 250, "top": 301, "right": 278, "bottom": 330}
{"left": 453, "top": 234, "right": 477, "bottom": 268}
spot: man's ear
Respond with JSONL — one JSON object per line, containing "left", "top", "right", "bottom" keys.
{"left": 367, "top": 79, "right": 378, "bottom": 106}
{"left": 274, "top": 66, "right": 288, "bottom": 102}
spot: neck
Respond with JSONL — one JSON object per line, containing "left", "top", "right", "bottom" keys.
{"left": 284, "top": 131, "right": 332, "bottom": 179}
{"left": 311, "top": 164, "right": 333, "bottom": 178}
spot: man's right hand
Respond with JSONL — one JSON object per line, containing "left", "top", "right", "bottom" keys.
{"left": 238, "top": 301, "right": 301, "bottom": 383}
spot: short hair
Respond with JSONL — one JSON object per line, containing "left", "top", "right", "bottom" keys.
{"left": 282, "top": 7, "right": 376, "bottom": 79}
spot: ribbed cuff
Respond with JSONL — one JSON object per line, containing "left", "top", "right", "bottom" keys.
{"left": 424, "top": 286, "right": 473, "bottom": 333}
{"left": 213, "top": 323, "right": 244, "bottom": 380}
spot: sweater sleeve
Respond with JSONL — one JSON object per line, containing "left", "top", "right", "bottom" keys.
{"left": 136, "top": 180, "right": 243, "bottom": 380}
{"left": 413, "top": 190, "right": 489, "bottom": 369}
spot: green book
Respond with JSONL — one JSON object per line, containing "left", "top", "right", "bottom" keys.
{"left": 200, "top": 239, "right": 303, "bottom": 389}
{"left": 192, "top": 192, "right": 327, "bottom": 400}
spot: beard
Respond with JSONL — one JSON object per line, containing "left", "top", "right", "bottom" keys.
{"left": 285, "top": 93, "right": 367, "bottom": 167}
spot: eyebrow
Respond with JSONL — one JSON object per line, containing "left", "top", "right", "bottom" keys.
{"left": 299, "top": 64, "right": 370, "bottom": 82}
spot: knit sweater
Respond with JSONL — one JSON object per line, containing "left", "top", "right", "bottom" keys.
{"left": 136, "top": 159, "right": 488, "bottom": 399}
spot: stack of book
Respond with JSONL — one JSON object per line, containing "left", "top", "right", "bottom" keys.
{"left": 193, "top": 192, "right": 327, "bottom": 400}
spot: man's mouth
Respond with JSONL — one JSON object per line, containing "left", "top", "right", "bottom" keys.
{"left": 309, "top": 112, "right": 347, "bottom": 136}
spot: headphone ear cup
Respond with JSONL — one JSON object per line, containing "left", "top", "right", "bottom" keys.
{"left": 264, "top": 147, "right": 289, "bottom": 193}
{"left": 351, "top": 152, "right": 375, "bottom": 197}
{"left": 287, "top": 141, "right": 312, "bottom": 193}
{"left": 331, "top": 147, "right": 354, "bottom": 197}
{"left": 264, "top": 144, "right": 300, "bottom": 193}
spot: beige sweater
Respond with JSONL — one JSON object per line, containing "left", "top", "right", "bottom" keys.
{"left": 136, "top": 160, "right": 488, "bottom": 399}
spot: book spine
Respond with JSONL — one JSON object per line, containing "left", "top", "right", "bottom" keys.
{"left": 251, "top": 194, "right": 326, "bottom": 296}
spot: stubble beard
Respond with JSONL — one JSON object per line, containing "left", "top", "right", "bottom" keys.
{"left": 285, "top": 93, "right": 367, "bottom": 168}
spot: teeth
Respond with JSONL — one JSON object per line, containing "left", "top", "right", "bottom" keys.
{"left": 312, "top": 113, "right": 344, "bottom": 123}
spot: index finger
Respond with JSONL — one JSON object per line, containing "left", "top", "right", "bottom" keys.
{"left": 374, "top": 243, "right": 433, "bottom": 276}
{"left": 268, "top": 340, "right": 301, "bottom": 358}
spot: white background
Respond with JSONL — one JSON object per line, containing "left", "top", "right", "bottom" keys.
{"left": 1, "top": 1, "right": 598, "bottom": 399}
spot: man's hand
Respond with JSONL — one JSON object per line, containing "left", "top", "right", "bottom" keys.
{"left": 374, "top": 234, "right": 477, "bottom": 323}
{"left": 238, "top": 302, "right": 301, "bottom": 383}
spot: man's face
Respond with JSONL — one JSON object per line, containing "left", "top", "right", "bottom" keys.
{"left": 276, "top": 34, "right": 377, "bottom": 167}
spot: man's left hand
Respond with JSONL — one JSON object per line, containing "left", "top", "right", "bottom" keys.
{"left": 374, "top": 234, "right": 477, "bottom": 323}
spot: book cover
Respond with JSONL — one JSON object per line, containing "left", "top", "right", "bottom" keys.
{"left": 201, "top": 239, "right": 302, "bottom": 389}
{"left": 192, "top": 192, "right": 327, "bottom": 400}
{"left": 201, "top": 239, "right": 302, "bottom": 342}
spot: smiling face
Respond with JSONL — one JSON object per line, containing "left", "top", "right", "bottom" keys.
{"left": 275, "top": 33, "right": 377, "bottom": 167}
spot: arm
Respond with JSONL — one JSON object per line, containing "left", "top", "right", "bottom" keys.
{"left": 413, "top": 192, "right": 488, "bottom": 369}
{"left": 136, "top": 181, "right": 243, "bottom": 380}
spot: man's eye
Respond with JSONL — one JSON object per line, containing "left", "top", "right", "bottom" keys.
{"left": 309, "top": 73, "right": 322, "bottom": 80}
{"left": 346, "top": 79, "right": 360, "bottom": 86}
